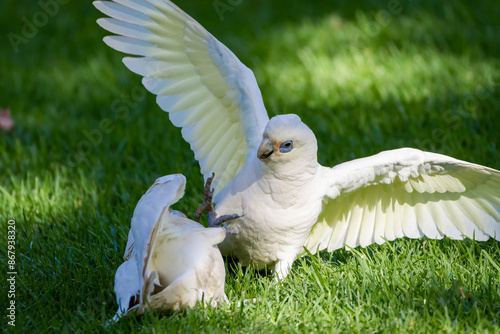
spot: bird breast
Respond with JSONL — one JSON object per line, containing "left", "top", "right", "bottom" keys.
{"left": 216, "top": 162, "right": 325, "bottom": 269}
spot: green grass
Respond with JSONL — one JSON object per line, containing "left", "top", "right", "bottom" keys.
{"left": 1, "top": 0, "right": 500, "bottom": 332}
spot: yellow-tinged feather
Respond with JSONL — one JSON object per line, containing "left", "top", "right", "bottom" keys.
{"left": 440, "top": 174, "right": 467, "bottom": 192}
{"left": 317, "top": 197, "right": 345, "bottom": 252}
{"left": 150, "top": 36, "right": 187, "bottom": 53}
{"left": 404, "top": 181, "right": 413, "bottom": 193}
{"left": 308, "top": 197, "right": 338, "bottom": 253}
{"left": 358, "top": 197, "right": 376, "bottom": 247}
{"left": 372, "top": 188, "right": 388, "bottom": 245}
{"left": 145, "top": 20, "right": 185, "bottom": 39}
{"left": 460, "top": 197, "right": 500, "bottom": 236}
{"left": 417, "top": 175, "right": 437, "bottom": 193}
{"left": 123, "top": 58, "right": 188, "bottom": 78}
{"left": 413, "top": 194, "right": 442, "bottom": 239}
{"left": 328, "top": 207, "right": 349, "bottom": 251}
{"left": 195, "top": 119, "right": 236, "bottom": 162}
{"left": 401, "top": 190, "right": 419, "bottom": 238}
{"left": 199, "top": 74, "right": 226, "bottom": 91}
{"left": 427, "top": 195, "right": 462, "bottom": 238}
{"left": 220, "top": 94, "right": 239, "bottom": 109}
{"left": 413, "top": 200, "right": 438, "bottom": 239}
{"left": 168, "top": 96, "right": 220, "bottom": 126}
{"left": 165, "top": 90, "right": 211, "bottom": 114}
{"left": 155, "top": 76, "right": 200, "bottom": 95}
{"left": 393, "top": 195, "right": 405, "bottom": 239}
{"left": 422, "top": 175, "right": 447, "bottom": 193}
{"left": 439, "top": 200, "right": 486, "bottom": 239}
{"left": 409, "top": 178, "right": 426, "bottom": 193}
{"left": 149, "top": 49, "right": 191, "bottom": 64}
{"left": 329, "top": 199, "right": 346, "bottom": 247}
{"left": 455, "top": 171, "right": 482, "bottom": 190}
{"left": 184, "top": 25, "right": 206, "bottom": 40}
{"left": 211, "top": 136, "right": 245, "bottom": 182}
{"left": 187, "top": 50, "right": 217, "bottom": 66}
{"left": 344, "top": 191, "right": 364, "bottom": 248}
{"left": 180, "top": 113, "right": 216, "bottom": 146}
{"left": 383, "top": 196, "right": 396, "bottom": 241}
{"left": 416, "top": 195, "right": 446, "bottom": 238}
{"left": 151, "top": 1, "right": 187, "bottom": 27}
{"left": 195, "top": 65, "right": 220, "bottom": 78}
{"left": 466, "top": 193, "right": 500, "bottom": 221}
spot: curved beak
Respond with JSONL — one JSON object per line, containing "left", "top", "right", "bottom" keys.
{"left": 257, "top": 137, "right": 274, "bottom": 161}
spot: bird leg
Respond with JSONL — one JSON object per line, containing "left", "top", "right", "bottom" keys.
{"left": 194, "top": 173, "right": 215, "bottom": 222}
{"left": 195, "top": 173, "right": 241, "bottom": 228}
{"left": 273, "top": 259, "right": 294, "bottom": 282}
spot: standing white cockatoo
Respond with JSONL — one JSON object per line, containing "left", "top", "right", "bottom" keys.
{"left": 94, "top": 0, "right": 500, "bottom": 279}
{"left": 113, "top": 174, "right": 227, "bottom": 321}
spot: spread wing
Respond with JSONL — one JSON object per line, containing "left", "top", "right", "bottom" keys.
{"left": 305, "top": 148, "right": 500, "bottom": 253}
{"left": 93, "top": 0, "right": 269, "bottom": 194}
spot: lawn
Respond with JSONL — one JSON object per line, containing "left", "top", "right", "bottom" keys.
{"left": 1, "top": 0, "right": 500, "bottom": 332}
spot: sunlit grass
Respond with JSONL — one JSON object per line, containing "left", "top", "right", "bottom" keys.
{"left": 257, "top": 13, "right": 499, "bottom": 109}
{"left": 1, "top": 0, "right": 499, "bottom": 332}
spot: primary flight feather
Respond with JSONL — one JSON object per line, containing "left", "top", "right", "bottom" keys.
{"left": 94, "top": 0, "right": 500, "bottom": 279}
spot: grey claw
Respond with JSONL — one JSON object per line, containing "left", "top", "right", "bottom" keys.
{"left": 208, "top": 212, "right": 242, "bottom": 227}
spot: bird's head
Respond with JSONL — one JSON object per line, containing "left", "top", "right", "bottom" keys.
{"left": 257, "top": 114, "right": 318, "bottom": 175}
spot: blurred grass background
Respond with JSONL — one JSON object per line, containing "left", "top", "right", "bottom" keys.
{"left": 0, "top": 0, "right": 499, "bottom": 332}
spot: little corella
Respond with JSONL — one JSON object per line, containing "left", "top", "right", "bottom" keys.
{"left": 95, "top": 0, "right": 500, "bottom": 280}
{"left": 113, "top": 174, "right": 227, "bottom": 321}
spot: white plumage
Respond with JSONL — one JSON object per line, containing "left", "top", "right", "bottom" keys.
{"left": 113, "top": 174, "right": 227, "bottom": 320}
{"left": 94, "top": 0, "right": 500, "bottom": 280}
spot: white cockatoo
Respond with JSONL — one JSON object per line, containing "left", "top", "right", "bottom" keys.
{"left": 94, "top": 0, "right": 500, "bottom": 279}
{"left": 113, "top": 174, "right": 227, "bottom": 321}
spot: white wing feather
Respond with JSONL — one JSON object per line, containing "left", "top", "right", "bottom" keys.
{"left": 129, "top": 174, "right": 186, "bottom": 287}
{"left": 306, "top": 148, "right": 500, "bottom": 253}
{"left": 93, "top": 0, "right": 269, "bottom": 193}
{"left": 113, "top": 173, "right": 186, "bottom": 319}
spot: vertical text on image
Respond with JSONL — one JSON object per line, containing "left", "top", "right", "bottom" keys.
{"left": 6, "top": 219, "right": 16, "bottom": 327}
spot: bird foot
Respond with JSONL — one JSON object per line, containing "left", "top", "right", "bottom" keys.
{"left": 195, "top": 173, "right": 241, "bottom": 228}
{"left": 207, "top": 212, "right": 242, "bottom": 228}
{"left": 194, "top": 173, "right": 215, "bottom": 222}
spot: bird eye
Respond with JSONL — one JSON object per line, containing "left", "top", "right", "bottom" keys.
{"left": 279, "top": 141, "right": 293, "bottom": 153}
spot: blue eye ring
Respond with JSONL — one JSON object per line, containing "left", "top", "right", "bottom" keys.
{"left": 279, "top": 140, "right": 293, "bottom": 153}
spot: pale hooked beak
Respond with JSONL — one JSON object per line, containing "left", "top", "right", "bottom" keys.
{"left": 257, "top": 137, "right": 274, "bottom": 161}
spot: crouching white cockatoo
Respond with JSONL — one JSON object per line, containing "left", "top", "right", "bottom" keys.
{"left": 113, "top": 174, "right": 227, "bottom": 321}
{"left": 94, "top": 0, "right": 500, "bottom": 280}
